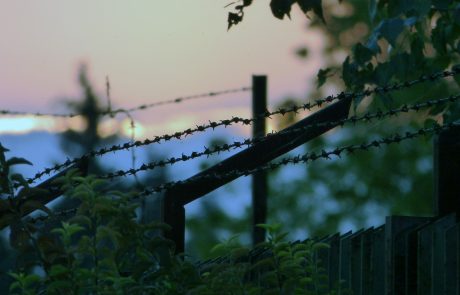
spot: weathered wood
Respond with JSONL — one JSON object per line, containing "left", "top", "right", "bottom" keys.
{"left": 385, "top": 216, "right": 431, "bottom": 294}
{"left": 252, "top": 75, "right": 268, "bottom": 246}
{"left": 360, "top": 228, "right": 374, "bottom": 295}
{"left": 418, "top": 223, "right": 434, "bottom": 295}
{"left": 433, "top": 125, "right": 460, "bottom": 217}
{"left": 371, "top": 226, "right": 385, "bottom": 295}
{"left": 403, "top": 219, "right": 433, "bottom": 295}
{"left": 444, "top": 224, "right": 459, "bottom": 295}
{"left": 339, "top": 230, "right": 355, "bottom": 292}
{"left": 163, "top": 95, "right": 352, "bottom": 253}
{"left": 432, "top": 214, "right": 456, "bottom": 294}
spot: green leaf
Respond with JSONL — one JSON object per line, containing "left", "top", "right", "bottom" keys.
{"left": 10, "top": 174, "right": 29, "bottom": 188}
{"left": 317, "top": 68, "right": 333, "bottom": 88}
{"left": 432, "top": 0, "right": 453, "bottom": 10}
{"left": 387, "top": 0, "right": 431, "bottom": 17}
{"left": 454, "top": 4, "right": 460, "bottom": 26}
{"left": 379, "top": 18, "right": 405, "bottom": 47}
{"left": 270, "top": 0, "right": 294, "bottom": 20}
{"left": 353, "top": 43, "right": 374, "bottom": 65}
{"left": 231, "top": 247, "right": 249, "bottom": 259}
{"left": 251, "top": 258, "right": 275, "bottom": 270}
{"left": 312, "top": 242, "right": 331, "bottom": 251}
{"left": 6, "top": 157, "right": 33, "bottom": 167}
{"left": 297, "top": 0, "right": 325, "bottom": 22}
{"left": 49, "top": 264, "right": 70, "bottom": 277}
{"left": 369, "top": 0, "right": 377, "bottom": 22}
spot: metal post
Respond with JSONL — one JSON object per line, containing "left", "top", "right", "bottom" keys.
{"left": 433, "top": 125, "right": 460, "bottom": 218}
{"left": 252, "top": 75, "right": 268, "bottom": 246}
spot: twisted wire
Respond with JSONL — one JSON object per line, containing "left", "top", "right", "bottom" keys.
{"left": 25, "top": 66, "right": 460, "bottom": 184}
{"left": 99, "top": 92, "right": 460, "bottom": 180}
{"left": 0, "top": 87, "right": 251, "bottom": 118}
{"left": 26, "top": 121, "right": 460, "bottom": 225}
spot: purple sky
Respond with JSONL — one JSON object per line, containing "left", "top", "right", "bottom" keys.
{"left": 0, "top": 1, "right": 324, "bottom": 137}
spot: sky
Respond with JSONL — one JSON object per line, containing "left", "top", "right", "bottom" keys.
{"left": 0, "top": 0, "right": 324, "bottom": 137}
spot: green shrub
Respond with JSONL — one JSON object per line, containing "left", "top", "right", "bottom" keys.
{"left": 0, "top": 144, "right": 337, "bottom": 294}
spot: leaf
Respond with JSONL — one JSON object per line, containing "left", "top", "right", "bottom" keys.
{"left": 369, "top": 0, "right": 377, "bottom": 22}
{"left": 251, "top": 258, "right": 275, "bottom": 270}
{"left": 317, "top": 68, "right": 333, "bottom": 88}
{"left": 49, "top": 265, "right": 70, "bottom": 277}
{"left": 312, "top": 242, "right": 331, "bottom": 251}
{"left": 270, "top": 0, "right": 294, "bottom": 20}
{"left": 9, "top": 223, "right": 30, "bottom": 250}
{"left": 10, "top": 173, "right": 29, "bottom": 189}
{"left": 387, "top": 0, "right": 431, "bottom": 17}
{"left": 353, "top": 43, "right": 374, "bottom": 65}
{"left": 6, "top": 157, "right": 33, "bottom": 167}
{"left": 454, "top": 4, "right": 460, "bottom": 26}
{"left": 231, "top": 247, "right": 249, "bottom": 260}
{"left": 297, "top": 0, "right": 325, "bottom": 22}
{"left": 379, "top": 18, "right": 405, "bottom": 47}
{"left": 210, "top": 243, "right": 227, "bottom": 256}
{"left": 432, "top": 0, "right": 453, "bottom": 10}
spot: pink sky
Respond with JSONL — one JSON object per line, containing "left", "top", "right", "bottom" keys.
{"left": 0, "top": 1, "right": 324, "bottom": 137}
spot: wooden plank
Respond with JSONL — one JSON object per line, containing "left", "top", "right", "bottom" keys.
{"left": 351, "top": 229, "right": 369, "bottom": 295}
{"left": 340, "top": 230, "right": 362, "bottom": 292}
{"left": 433, "top": 125, "right": 460, "bottom": 217}
{"left": 329, "top": 232, "right": 344, "bottom": 291}
{"left": 385, "top": 216, "right": 430, "bottom": 294}
{"left": 418, "top": 223, "right": 434, "bottom": 295}
{"left": 166, "top": 95, "right": 352, "bottom": 206}
{"left": 371, "top": 226, "right": 385, "bottom": 295}
{"left": 432, "top": 214, "right": 456, "bottom": 294}
{"left": 445, "top": 223, "right": 459, "bottom": 295}
{"left": 403, "top": 219, "right": 433, "bottom": 295}
{"left": 360, "top": 228, "right": 374, "bottom": 295}
{"left": 163, "top": 96, "right": 352, "bottom": 252}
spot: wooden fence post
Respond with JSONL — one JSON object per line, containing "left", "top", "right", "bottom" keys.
{"left": 433, "top": 125, "right": 460, "bottom": 218}
{"left": 163, "top": 192, "right": 185, "bottom": 254}
{"left": 252, "top": 75, "right": 268, "bottom": 246}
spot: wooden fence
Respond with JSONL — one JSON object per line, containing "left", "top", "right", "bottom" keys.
{"left": 197, "top": 126, "right": 460, "bottom": 294}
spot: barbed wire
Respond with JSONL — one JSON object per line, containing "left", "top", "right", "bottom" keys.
{"left": 26, "top": 121, "right": 460, "bottom": 225}
{"left": 134, "top": 122, "right": 458, "bottom": 198}
{"left": 0, "top": 87, "right": 251, "bottom": 118}
{"left": 98, "top": 92, "right": 460, "bottom": 180}
{"left": 24, "top": 66, "right": 460, "bottom": 185}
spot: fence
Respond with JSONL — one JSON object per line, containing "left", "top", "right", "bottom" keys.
{"left": 2, "top": 66, "right": 460, "bottom": 294}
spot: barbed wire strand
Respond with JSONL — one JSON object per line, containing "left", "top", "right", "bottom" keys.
{"left": 26, "top": 121, "right": 460, "bottom": 225}
{"left": 24, "top": 66, "right": 460, "bottom": 184}
{"left": 0, "top": 87, "right": 252, "bottom": 118}
{"left": 98, "top": 92, "right": 460, "bottom": 180}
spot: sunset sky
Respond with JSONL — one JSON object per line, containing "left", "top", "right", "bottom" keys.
{"left": 0, "top": 0, "right": 324, "bottom": 137}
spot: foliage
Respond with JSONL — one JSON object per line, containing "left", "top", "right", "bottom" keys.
{"left": 0, "top": 146, "right": 337, "bottom": 294}
{"left": 226, "top": 0, "right": 325, "bottom": 30}
{"left": 219, "top": 0, "right": 460, "bottom": 240}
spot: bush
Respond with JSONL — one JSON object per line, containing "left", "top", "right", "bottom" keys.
{"left": 0, "top": 144, "right": 337, "bottom": 294}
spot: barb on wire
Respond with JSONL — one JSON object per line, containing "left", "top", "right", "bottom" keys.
{"left": 135, "top": 122, "right": 458, "bottom": 198}
{"left": 0, "top": 87, "right": 252, "bottom": 118}
{"left": 27, "top": 121, "right": 460, "bottom": 225}
{"left": 77, "top": 92, "right": 460, "bottom": 181}
{"left": 24, "top": 66, "right": 460, "bottom": 184}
